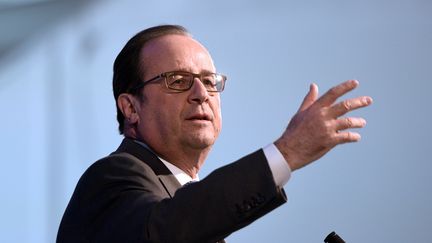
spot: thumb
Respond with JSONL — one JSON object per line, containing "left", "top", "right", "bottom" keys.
{"left": 298, "top": 83, "right": 318, "bottom": 112}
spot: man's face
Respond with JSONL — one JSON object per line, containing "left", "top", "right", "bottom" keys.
{"left": 135, "top": 34, "right": 222, "bottom": 156}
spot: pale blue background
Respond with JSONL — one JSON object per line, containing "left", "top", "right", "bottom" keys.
{"left": 1, "top": 0, "right": 431, "bottom": 242}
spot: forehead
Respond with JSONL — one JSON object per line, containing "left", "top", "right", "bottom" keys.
{"left": 140, "top": 34, "right": 215, "bottom": 79}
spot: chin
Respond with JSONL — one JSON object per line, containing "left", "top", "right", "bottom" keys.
{"left": 185, "top": 135, "right": 216, "bottom": 150}
{"left": 182, "top": 126, "right": 219, "bottom": 148}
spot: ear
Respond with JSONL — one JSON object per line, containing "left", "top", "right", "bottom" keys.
{"left": 117, "top": 94, "right": 139, "bottom": 124}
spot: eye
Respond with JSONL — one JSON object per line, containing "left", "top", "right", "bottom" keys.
{"left": 171, "top": 78, "right": 186, "bottom": 85}
{"left": 167, "top": 74, "right": 190, "bottom": 89}
{"left": 202, "top": 76, "right": 216, "bottom": 86}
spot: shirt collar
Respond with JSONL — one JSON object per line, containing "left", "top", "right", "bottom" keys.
{"left": 133, "top": 139, "right": 199, "bottom": 186}
{"left": 159, "top": 157, "right": 199, "bottom": 186}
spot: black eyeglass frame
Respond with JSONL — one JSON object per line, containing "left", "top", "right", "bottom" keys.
{"left": 128, "top": 70, "right": 227, "bottom": 93}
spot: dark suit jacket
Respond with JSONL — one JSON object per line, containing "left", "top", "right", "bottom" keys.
{"left": 57, "top": 138, "right": 287, "bottom": 243}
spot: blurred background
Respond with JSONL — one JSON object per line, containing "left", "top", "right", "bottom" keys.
{"left": 1, "top": 0, "right": 431, "bottom": 242}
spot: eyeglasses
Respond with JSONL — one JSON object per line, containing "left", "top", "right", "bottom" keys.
{"left": 129, "top": 71, "right": 227, "bottom": 93}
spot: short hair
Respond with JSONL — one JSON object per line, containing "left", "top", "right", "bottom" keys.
{"left": 113, "top": 25, "right": 190, "bottom": 134}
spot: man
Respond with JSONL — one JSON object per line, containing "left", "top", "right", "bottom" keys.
{"left": 57, "top": 25, "right": 372, "bottom": 242}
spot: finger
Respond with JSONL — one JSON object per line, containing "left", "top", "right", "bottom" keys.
{"left": 335, "top": 117, "right": 366, "bottom": 131}
{"left": 317, "top": 80, "right": 359, "bottom": 106}
{"left": 334, "top": 131, "right": 361, "bottom": 144}
{"left": 330, "top": 96, "right": 373, "bottom": 117}
{"left": 298, "top": 83, "right": 319, "bottom": 112}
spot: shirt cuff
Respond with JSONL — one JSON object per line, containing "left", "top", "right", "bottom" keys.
{"left": 263, "top": 143, "right": 291, "bottom": 187}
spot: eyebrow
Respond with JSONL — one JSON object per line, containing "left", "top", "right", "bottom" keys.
{"left": 174, "top": 68, "right": 216, "bottom": 74}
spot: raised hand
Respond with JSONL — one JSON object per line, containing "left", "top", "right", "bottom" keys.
{"left": 274, "top": 80, "right": 373, "bottom": 171}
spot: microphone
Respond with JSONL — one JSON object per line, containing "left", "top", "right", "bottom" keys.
{"left": 324, "top": 231, "right": 345, "bottom": 243}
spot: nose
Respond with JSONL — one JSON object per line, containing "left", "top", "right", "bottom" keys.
{"left": 187, "top": 78, "right": 210, "bottom": 104}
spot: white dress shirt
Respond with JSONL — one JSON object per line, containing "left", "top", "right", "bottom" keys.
{"left": 262, "top": 143, "right": 291, "bottom": 187}
{"left": 159, "top": 157, "right": 199, "bottom": 186}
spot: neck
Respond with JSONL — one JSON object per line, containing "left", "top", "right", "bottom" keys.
{"left": 156, "top": 146, "right": 210, "bottom": 178}
{"left": 125, "top": 129, "right": 211, "bottom": 178}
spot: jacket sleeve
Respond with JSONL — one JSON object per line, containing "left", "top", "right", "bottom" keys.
{"left": 57, "top": 149, "right": 287, "bottom": 243}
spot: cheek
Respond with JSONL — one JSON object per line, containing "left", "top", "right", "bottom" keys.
{"left": 215, "top": 116, "right": 222, "bottom": 134}
{"left": 142, "top": 103, "right": 181, "bottom": 138}
{"left": 212, "top": 97, "right": 222, "bottom": 130}
{"left": 139, "top": 95, "right": 175, "bottom": 130}
{"left": 160, "top": 98, "right": 185, "bottom": 128}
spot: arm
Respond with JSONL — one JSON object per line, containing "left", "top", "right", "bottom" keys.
{"left": 58, "top": 150, "right": 285, "bottom": 243}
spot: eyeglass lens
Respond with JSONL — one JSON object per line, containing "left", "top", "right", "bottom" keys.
{"left": 166, "top": 73, "right": 223, "bottom": 92}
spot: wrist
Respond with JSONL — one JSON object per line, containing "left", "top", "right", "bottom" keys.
{"left": 274, "top": 139, "right": 301, "bottom": 172}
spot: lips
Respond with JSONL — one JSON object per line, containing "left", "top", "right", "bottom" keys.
{"left": 186, "top": 113, "right": 212, "bottom": 121}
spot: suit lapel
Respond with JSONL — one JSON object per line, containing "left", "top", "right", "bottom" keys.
{"left": 113, "top": 138, "right": 181, "bottom": 198}
{"left": 114, "top": 138, "right": 227, "bottom": 243}
{"left": 157, "top": 174, "right": 180, "bottom": 198}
